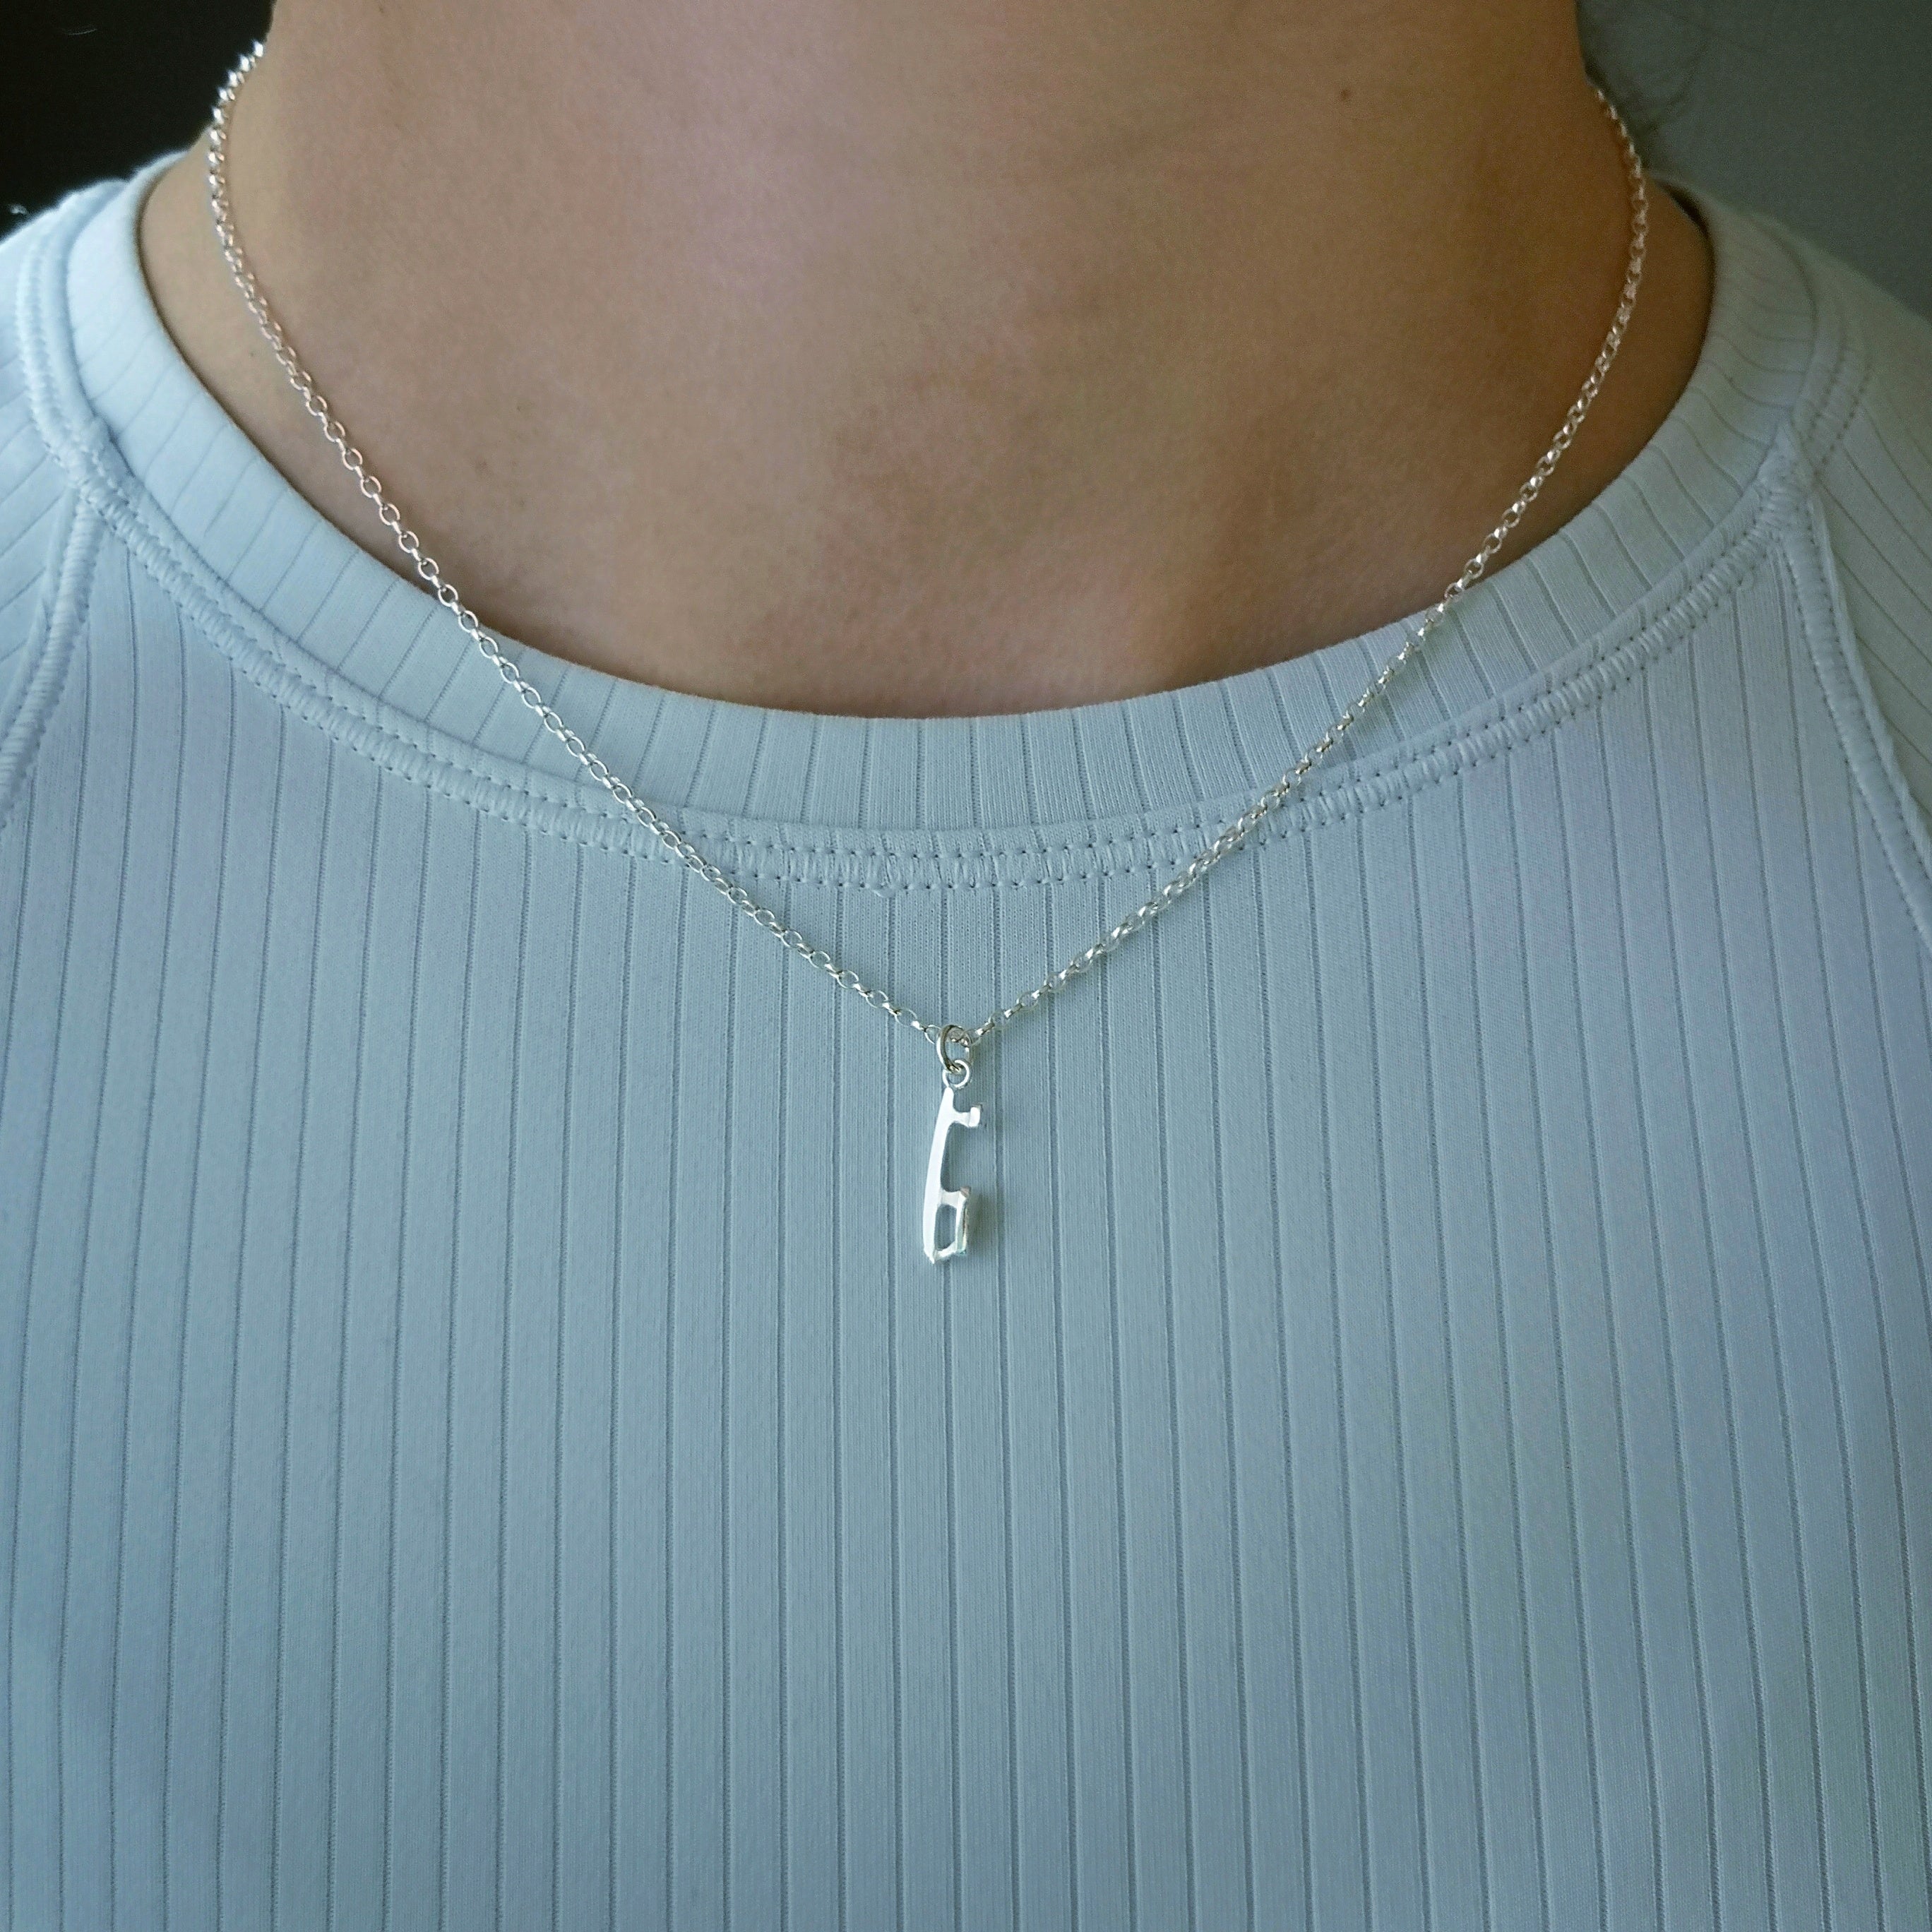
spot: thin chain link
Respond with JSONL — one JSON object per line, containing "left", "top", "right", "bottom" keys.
{"left": 207, "top": 44, "right": 1648, "bottom": 1066}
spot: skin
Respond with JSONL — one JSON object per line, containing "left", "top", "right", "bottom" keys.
{"left": 138, "top": 0, "right": 1712, "bottom": 718}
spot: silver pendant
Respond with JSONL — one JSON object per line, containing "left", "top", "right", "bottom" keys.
{"left": 922, "top": 1027, "right": 983, "bottom": 1263}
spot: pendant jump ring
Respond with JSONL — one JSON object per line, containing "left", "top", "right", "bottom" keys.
{"left": 937, "top": 1024, "right": 974, "bottom": 1088}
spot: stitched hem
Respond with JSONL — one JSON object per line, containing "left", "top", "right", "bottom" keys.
{"left": 15, "top": 172, "right": 1844, "bottom": 894}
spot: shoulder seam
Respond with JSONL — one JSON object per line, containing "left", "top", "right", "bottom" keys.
{"left": 0, "top": 202, "right": 102, "bottom": 839}
{"left": 0, "top": 488, "right": 97, "bottom": 841}
{"left": 1789, "top": 495, "right": 1932, "bottom": 965}
{"left": 1765, "top": 208, "right": 1876, "bottom": 491}
{"left": 1783, "top": 203, "right": 1932, "bottom": 929}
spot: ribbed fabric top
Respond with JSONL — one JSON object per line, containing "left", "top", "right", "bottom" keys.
{"left": 4, "top": 154, "right": 1931, "bottom": 1932}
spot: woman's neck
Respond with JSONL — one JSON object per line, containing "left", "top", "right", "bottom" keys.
{"left": 138, "top": 0, "right": 1710, "bottom": 716}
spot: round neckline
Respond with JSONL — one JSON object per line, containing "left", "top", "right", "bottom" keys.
{"left": 25, "top": 155, "right": 1829, "bottom": 869}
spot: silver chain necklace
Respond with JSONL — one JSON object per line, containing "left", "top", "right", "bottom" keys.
{"left": 207, "top": 44, "right": 1649, "bottom": 1262}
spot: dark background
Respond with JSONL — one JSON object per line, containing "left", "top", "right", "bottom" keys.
{"left": 3, "top": 0, "right": 1928, "bottom": 315}
{"left": 4, "top": 1, "right": 271, "bottom": 225}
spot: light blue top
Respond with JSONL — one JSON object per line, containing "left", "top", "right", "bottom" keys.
{"left": 4, "top": 157, "right": 1931, "bottom": 1931}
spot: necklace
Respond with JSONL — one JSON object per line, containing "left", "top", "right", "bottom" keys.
{"left": 206, "top": 46, "right": 1649, "bottom": 1263}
